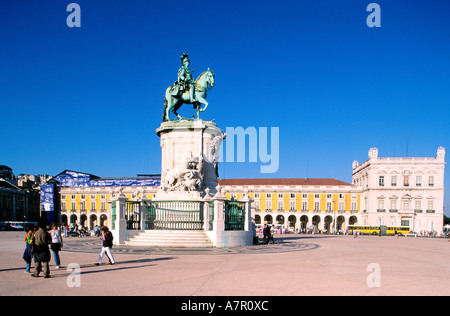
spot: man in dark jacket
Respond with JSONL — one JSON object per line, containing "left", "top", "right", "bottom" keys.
{"left": 96, "top": 226, "right": 115, "bottom": 266}
{"left": 262, "top": 224, "right": 268, "bottom": 243}
{"left": 265, "top": 225, "right": 275, "bottom": 244}
{"left": 31, "top": 221, "right": 52, "bottom": 278}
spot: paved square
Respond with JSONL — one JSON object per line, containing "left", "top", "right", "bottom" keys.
{"left": 1, "top": 231, "right": 450, "bottom": 296}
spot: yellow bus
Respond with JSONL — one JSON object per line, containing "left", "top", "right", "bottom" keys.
{"left": 385, "top": 226, "right": 410, "bottom": 235}
{"left": 348, "top": 225, "right": 410, "bottom": 236}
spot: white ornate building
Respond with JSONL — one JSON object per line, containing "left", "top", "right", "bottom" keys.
{"left": 352, "top": 147, "right": 446, "bottom": 233}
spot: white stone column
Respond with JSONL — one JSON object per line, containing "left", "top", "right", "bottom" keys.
{"left": 240, "top": 193, "right": 252, "bottom": 232}
{"left": 212, "top": 190, "right": 227, "bottom": 232}
{"left": 203, "top": 191, "right": 212, "bottom": 231}
{"left": 241, "top": 193, "right": 256, "bottom": 243}
{"left": 109, "top": 194, "right": 128, "bottom": 245}
{"left": 139, "top": 194, "right": 150, "bottom": 231}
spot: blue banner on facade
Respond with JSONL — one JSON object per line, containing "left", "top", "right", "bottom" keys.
{"left": 89, "top": 178, "right": 160, "bottom": 187}
{"left": 54, "top": 171, "right": 91, "bottom": 187}
{"left": 54, "top": 171, "right": 160, "bottom": 188}
{"left": 40, "top": 183, "right": 56, "bottom": 223}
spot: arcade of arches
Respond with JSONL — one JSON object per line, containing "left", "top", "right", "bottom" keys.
{"left": 61, "top": 213, "right": 109, "bottom": 229}
{"left": 255, "top": 212, "right": 358, "bottom": 233}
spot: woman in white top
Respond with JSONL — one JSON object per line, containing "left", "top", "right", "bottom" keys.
{"left": 50, "top": 224, "right": 63, "bottom": 268}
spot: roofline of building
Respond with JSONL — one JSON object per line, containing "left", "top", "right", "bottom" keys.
{"left": 217, "top": 178, "right": 353, "bottom": 186}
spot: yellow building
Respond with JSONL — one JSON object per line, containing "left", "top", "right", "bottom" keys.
{"left": 218, "top": 178, "right": 360, "bottom": 233}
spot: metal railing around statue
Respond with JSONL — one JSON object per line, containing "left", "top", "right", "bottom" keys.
{"left": 125, "top": 201, "right": 141, "bottom": 230}
{"left": 208, "top": 201, "right": 214, "bottom": 231}
{"left": 145, "top": 200, "right": 205, "bottom": 230}
{"left": 224, "top": 201, "right": 245, "bottom": 231}
{"left": 143, "top": 200, "right": 245, "bottom": 231}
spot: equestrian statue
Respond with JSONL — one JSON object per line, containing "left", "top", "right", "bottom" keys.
{"left": 163, "top": 53, "right": 215, "bottom": 121}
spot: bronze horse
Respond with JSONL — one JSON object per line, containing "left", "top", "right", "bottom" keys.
{"left": 163, "top": 69, "right": 215, "bottom": 121}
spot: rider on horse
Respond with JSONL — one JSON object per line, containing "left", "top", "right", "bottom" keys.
{"left": 172, "top": 53, "right": 196, "bottom": 103}
{"left": 163, "top": 53, "right": 214, "bottom": 121}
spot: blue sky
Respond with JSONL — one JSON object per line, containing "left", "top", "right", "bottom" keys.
{"left": 1, "top": 0, "right": 449, "bottom": 213}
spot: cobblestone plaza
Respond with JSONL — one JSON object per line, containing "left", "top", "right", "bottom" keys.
{"left": 1, "top": 231, "right": 450, "bottom": 297}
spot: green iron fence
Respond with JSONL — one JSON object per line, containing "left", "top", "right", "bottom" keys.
{"left": 224, "top": 201, "right": 245, "bottom": 231}
{"left": 125, "top": 201, "right": 141, "bottom": 230}
{"left": 111, "top": 201, "right": 116, "bottom": 230}
{"left": 208, "top": 201, "right": 214, "bottom": 231}
{"left": 141, "top": 200, "right": 245, "bottom": 231}
{"left": 145, "top": 200, "right": 204, "bottom": 230}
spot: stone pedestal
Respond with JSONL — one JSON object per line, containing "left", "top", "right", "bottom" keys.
{"left": 155, "top": 119, "right": 225, "bottom": 200}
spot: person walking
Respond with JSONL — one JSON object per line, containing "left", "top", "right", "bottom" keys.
{"left": 266, "top": 225, "right": 275, "bottom": 244}
{"left": 78, "top": 223, "right": 83, "bottom": 237}
{"left": 31, "top": 222, "right": 52, "bottom": 278}
{"left": 94, "top": 225, "right": 100, "bottom": 237}
{"left": 262, "top": 224, "right": 268, "bottom": 243}
{"left": 50, "top": 224, "right": 63, "bottom": 269}
{"left": 95, "top": 226, "right": 115, "bottom": 266}
{"left": 23, "top": 228, "right": 34, "bottom": 273}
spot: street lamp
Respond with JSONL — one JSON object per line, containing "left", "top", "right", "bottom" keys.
{"left": 379, "top": 217, "right": 382, "bottom": 237}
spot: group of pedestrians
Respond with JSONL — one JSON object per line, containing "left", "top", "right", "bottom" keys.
{"left": 61, "top": 223, "right": 89, "bottom": 237}
{"left": 22, "top": 222, "right": 63, "bottom": 278}
{"left": 22, "top": 223, "right": 116, "bottom": 278}
{"left": 262, "top": 224, "right": 275, "bottom": 244}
